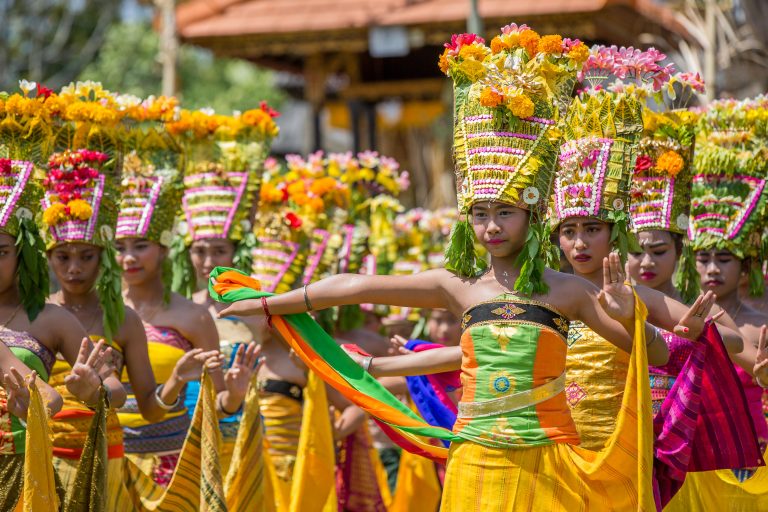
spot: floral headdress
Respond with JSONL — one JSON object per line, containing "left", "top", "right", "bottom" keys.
{"left": 552, "top": 45, "right": 675, "bottom": 262}
{"left": 40, "top": 149, "right": 125, "bottom": 338}
{"left": 440, "top": 24, "right": 586, "bottom": 294}
{"left": 629, "top": 73, "right": 704, "bottom": 302}
{"left": 169, "top": 103, "right": 280, "bottom": 297}
{"left": 689, "top": 97, "right": 768, "bottom": 296}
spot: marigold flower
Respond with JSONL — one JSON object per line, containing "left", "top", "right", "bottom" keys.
{"left": 43, "top": 203, "right": 68, "bottom": 226}
{"left": 655, "top": 150, "right": 684, "bottom": 176}
{"left": 519, "top": 30, "right": 541, "bottom": 57}
{"left": 479, "top": 88, "right": 504, "bottom": 108}
{"left": 438, "top": 49, "right": 451, "bottom": 75}
{"left": 457, "top": 59, "right": 486, "bottom": 81}
{"left": 567, "top": 42, "right": 590, "bottom": 63}
{"left": 490, "top": 36, "right": 510, "bottom": 54}
{"left": 67, "top": 199, "right": 93, "bottom": 220}
{"left": 537, "top": 35, "right": 563, "bottom": 54}
{"left": 507, "top": 94, "right": 535, "bottom": 118}
{"left": 458, "top": 43, "right": 488, "bottom": 62}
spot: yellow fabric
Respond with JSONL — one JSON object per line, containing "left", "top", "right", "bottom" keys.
{"left": 123, "top": 372, "right": 226, "bottom": 512}
{"left": 664, "top": 467, "right": 768, "bottom": 511}
{"left": 289, "top": 371, "right": 337, "bottom": 512}
{"left": 0, "top": 454, "right": 23, "bottom": 511}
{"left": 118, "top": 341, "right": 187, "bottom": 429}
{"left": 565, "top": 321, "right": 630, "bottom": 450}
{"left": 258, "top": 389, "right": 302, "bottom": 481}
{"left": 440, "top": 294, "right": 655, "bottom": 511}
{"left": 389, "top": 448, "right": 441, "bottom": 512}
{"left": 224, "top": 377, "right": 276, "bottom": 512}
{"left": 370, "top": 433, "right": 393, "bottom": 509}
{"left": 22, "top": 379, "right": 60, "bottom": 512}
{"left": 55, "top": 457, "right": 133, "bottom": 512}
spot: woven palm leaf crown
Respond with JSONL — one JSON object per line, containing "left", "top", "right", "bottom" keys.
{"left": 629, "top": 73, "right": 705, "bottom": 302}
{"left": 690, "top": 96, "right": 768, "bottom": 296}
{"left": 552, "top": 45, "right": 677, "bottom": 262}
{"left": 169, "top": 104, "right": 280, "bottom": 297}
{"left": 440, "top": 24, "right": 587, "bottom": 294}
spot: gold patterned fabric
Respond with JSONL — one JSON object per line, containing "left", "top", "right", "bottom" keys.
{"left": 0, "top": 454, "right": 23, "bottom": 511}
{"left": 564, "top": 321, "right": 630, "bottom": 450}
{"left": 258, "top": 390, "right": 303, "bottom": 481}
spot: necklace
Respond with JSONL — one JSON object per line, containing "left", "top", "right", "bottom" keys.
{"left": 64, "top": 304, "right": 101, "bottom": 334}
{"left": 0, "top": 304, "right": 22, "bottom": 329}
{"left": 136, "top": 300, "right": 166, "bottom": 323}
{"left": 731, "top": 301, "right": 744, "bottom": 323}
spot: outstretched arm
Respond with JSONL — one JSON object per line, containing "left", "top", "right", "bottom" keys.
{"left": 346, "top": 346, "right": 462, "bottom": 378}
{"left": 218, "top": 269, "right": 453, "bottom": 318}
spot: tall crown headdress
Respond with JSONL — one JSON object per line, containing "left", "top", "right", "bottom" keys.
{"left": 169, "top": 104, "right": 280, "bottom": 296}
{"left": 689, "top": 96, "right": 768, "bottom": 296}
{"left": 552, "top": 45, "right": 676, "bottom": 262}
{"left": 441, "top": 25, "right": 586, "bottom": 294}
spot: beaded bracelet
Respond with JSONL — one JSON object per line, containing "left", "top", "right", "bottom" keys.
{"left": 261, "top": 296, "right": 273, "bottom": 327}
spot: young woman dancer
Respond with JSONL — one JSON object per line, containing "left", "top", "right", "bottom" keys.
{"left": 212, "top": 25, "right": 718, "bottom": 511}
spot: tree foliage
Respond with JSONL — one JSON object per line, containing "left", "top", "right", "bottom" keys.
{"left": 78, "top": 21, "right": 284, "bottom": 112}
{"left": 0, "top": 0, "right": 122, "bottom": 90}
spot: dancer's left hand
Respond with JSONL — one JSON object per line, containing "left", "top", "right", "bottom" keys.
{"left": 754, "top": 326, "right": 768, "bottom": 384}
{"left": 598, "top": 253, "right": 635, "bottom": 324}
{"left": 224, "top": 342, "right": 262, "bottom": 400}
{"left": 65, "top": 339, "right": 112, "bottom": 406}
{"left": 672, "top": 291, "right": 716, "bottom": 340}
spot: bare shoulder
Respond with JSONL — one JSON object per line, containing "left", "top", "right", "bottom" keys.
{"left": 117, "top": 306, "right": 147, "bottom": 348}
{"left": 191, "top": 289, "right": 209, "bottom": 306}
{"left": 541, "top": 270, "right": 594, "bottom": 318}
{"left": 38, "top": 303, "right": 79, "bottom": 324}
{"left": 170, "top": 293, "right": 211, "bottom": 325}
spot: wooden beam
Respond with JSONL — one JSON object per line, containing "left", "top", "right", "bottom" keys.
{"left": 340, "top": 79, "right": 444, "bottom": 101}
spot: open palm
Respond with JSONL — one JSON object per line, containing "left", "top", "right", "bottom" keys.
{"left": 224, "top": 342, "right": 262, "bottom": 399}
{"left": 598, "top": 253, "right": 635, "bottom": 324}
{"left": 754, "top": 326, "right": 768, "bottom": 383}
{"left": 3, "top": 368, "right": 34, "bottom": 420}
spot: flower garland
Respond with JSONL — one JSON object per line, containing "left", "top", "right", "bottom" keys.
{"left": 42, "top": 149, "right": 108, "bottom": 227}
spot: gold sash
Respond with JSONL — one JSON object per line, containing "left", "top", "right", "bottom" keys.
{"left": 457, "top": 372, "right": 566, "bottom": 418}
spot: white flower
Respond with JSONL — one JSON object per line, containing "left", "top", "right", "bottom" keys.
{"left": 676, "top": 214, "right": 689, "bottom": 231}
{"left": 522, "top": 186, "right": 540, "bottom": 205}
{"left": 199, "top": 107, "right": 215, "bottom": 116}
{"left": 240, "top": 219, "right": 252, "bottom": 232}
{"left": 18, "top": 80, "right": 37, "bottom": 96}
{"left": 100, "top": 224, "right": 114, "bottom": 241}
{"left": 159, "top": 230, "right": 173, "bottom": 247}
{"left": 612, "top": 198, "right": 625, "bottom": 210}
{"left": 176, "top": 221, "right": 189, "bottom": 236}
{"left": 14, "top": 207, "right": 32, "bottom": 220}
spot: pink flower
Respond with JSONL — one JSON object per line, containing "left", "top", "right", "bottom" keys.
{"left": 634, "top": 155, "right": 654, "bottom": 173}
{"left": 500, "top": 23, "right": 530, "bottom": 35}
{"left": 0, "top": 159, "right": 12, "bottom": 175}
{"left": 444, "top": 33, "right": 485, "bottom": 56}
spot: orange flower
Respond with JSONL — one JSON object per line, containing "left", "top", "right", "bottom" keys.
{"left": 43, "top": 203, "right": 68, "bottom": 226}
{"left": 287, "top": 181, "right": 306, "bottom": 196}
{"left": 458, "top": 43, "right": 488, "bottom": 62}
{"left": 309, "top": 196, "right": 325, "bottom": 212}
{"left": 655, "top": 150, "right": 684, "bottom": 176}
{"left": 479, "top": 88, "right": 504, "bottom": 108}
{"left": 438, "top": 49, "right": 451, "bottom": 75}
{"left": 507, "top": 94, "right": 535, "bottom": 119}
{"left": 490, "top": 36, "right": 510, "bottom": 54}
{"left": 537, "top": 35, "right": 563, "bottom": 54}
{"left": 519, "top": 29, "right": 541, "bottom": 57}
{"left": 567, "top": 42, "right": 590, "bottom": 63}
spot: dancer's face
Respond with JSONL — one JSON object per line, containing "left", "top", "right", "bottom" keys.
{"left": 427, "top": 309, "right": 462, "bottom": 346}
{"left": 471, "top": 202, "right": 530, "bottom": 258}
{"left": 48, "top": 243, "right": 102, "bottom": 295}
{"left": 190, "top": 238, "right": 235, "bottom": 283}
{"left": 115, "top": 237, "right": 166, "bottom": 286}
{"left": 627, "top": 230, "right": 678, "bottom": 290}
{"left": 558, "top": 217, "right": 612, "bottom": 276}
{"left": 0, "top": 233, "right": 18, "bottom": 295}
{"left": 696, "top": 249, "right": 742, "bottom": 299}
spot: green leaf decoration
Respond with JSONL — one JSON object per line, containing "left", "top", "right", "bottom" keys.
{"left": 169, "top": 234, "right": 195, "bottom": 298}
{"left": 15, "top": 217, "right": 49, "bottom": 321}
{"left": 96, "top": 243, "right": 125, "bottom": 341}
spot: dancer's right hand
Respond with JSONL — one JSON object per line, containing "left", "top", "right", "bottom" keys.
{"left": 388, "top": 335, "right": 414, "bottom": 355}
{"left": 3, "top": 368, "right": 34, "bottom": 421}
{"left": 754, "top": 326, "right": 768, "bottom": 385}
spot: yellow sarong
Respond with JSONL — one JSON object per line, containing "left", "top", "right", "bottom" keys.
{"left": 258, "top": 389, "right": 303, "bottom": 482}
{"left": 440, "top": 297, "right": 655, "bottom": 511}
{"left": 664, "top": 467, "right": 768, "bottom": 511}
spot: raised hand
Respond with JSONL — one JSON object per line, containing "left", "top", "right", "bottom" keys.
{"left": 597, "top": 253, "right": 635, "bottom": 324}
{"left": 754, "top": 326, "right": 768, "bottom": 386}
{"left": 65, "top": 338, "right": 111, "bottom": 406}
{"left": 173, "top": 349, "right": 224, "bottom": 384}
{"left": 217, "top": 299, "right": 266, "bottom": 319}
{"left": 389, "top": 335, "right": 414, "bottom": 355}
{"left": 3, "top": 368, "right": 34, "bottom": 420}
{"left": 224, "top": 342, "right": 262, "bottom": 400}
{"left": 672, "top": 291, "right": 717, "bottom": 340}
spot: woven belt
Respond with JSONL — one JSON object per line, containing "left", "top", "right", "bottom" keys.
{"left": 457, "top": 372, "right": 566, "bottom": 419}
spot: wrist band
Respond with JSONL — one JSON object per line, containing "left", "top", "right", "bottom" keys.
{"left": 154, "top": 384, "right": 180, "bottom": 411}
{"left": 303, "top": 284, "right": 313, "bottom": 312}
{"left": 218, "top": 393, "right": 243, "bottom": 416}
{"left": 362, "top": 356, "right": 374, "bottom": 372}
{"left": 261, "top": 296, "right": 273, "bottom": 327}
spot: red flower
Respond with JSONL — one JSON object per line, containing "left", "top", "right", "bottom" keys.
{"left": 634, "top": 154, "right": 654, "bottom": 173}
{"left": 284, "top": 212, "right": 303, "bottom": 229}
{"left": 444, "top": 33, "right": 485, "bottom": 55}
{"left": 0, "top": 159, "right": 12, "bottom": 175}
{"left": 36, "top": 85, "right": 54, "bottom": 99}
{"left": 260, "top": 101, "right": 280, "bottom": 118}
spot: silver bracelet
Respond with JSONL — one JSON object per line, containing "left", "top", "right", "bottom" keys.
{"left": 154, "top": 384, "right": 179, "bottom": 411}
{"left": 646, "top": 326, "right": 661, "bottom": 347}
{"left": 362, "top": 356, "right": 374, "bottom": 372}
